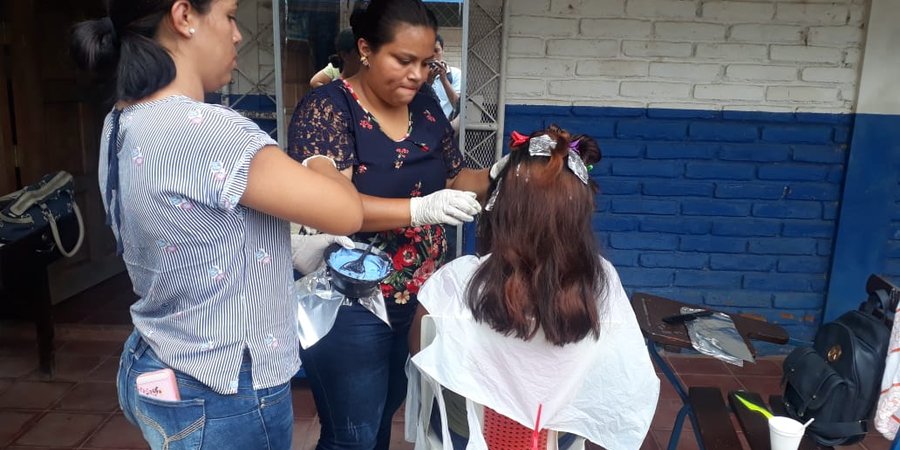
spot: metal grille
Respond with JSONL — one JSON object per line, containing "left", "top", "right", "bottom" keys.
{"left": 428, "top": 2, "right": 464, "bottom": 27}
{"left": 223, "top": 1, "right": 278, "bottom": 136}
{"left": 461, "top": 0, "right": 504, "bottom": 170}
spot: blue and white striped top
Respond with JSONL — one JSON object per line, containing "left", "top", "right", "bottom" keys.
{"left": 99, "top": 95, "right": 299, "bottom": 394}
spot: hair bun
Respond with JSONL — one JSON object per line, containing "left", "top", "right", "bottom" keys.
{"left": 70, "top": 17, "right": 120, "bottom": 72}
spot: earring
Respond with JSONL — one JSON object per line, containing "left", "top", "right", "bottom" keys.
{"left": 188, "top": 27, "right": 196, "bottom": 36}
{"left": 360, "top": 55, "right": 369, "bottom": 67}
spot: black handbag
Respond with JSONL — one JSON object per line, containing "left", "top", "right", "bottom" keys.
{"left": 0, "top": 171, "right": 84, "bottom": 257}
{"left": 782, "top": 281, "right": 894, "bottom": 446}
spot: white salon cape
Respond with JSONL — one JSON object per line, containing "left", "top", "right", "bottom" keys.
{"left": 406, "top": 254, "right": 659, "bottom": 450}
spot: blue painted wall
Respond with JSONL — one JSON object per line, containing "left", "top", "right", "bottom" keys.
{"left": 505, "top": 104, "right": 853, "bottom": 346}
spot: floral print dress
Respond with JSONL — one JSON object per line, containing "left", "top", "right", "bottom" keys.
{"left": 288, "top": 79, "right": 464, "bottom": 311}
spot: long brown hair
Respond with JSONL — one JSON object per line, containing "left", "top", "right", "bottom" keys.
{"left": 468, "top": 125, "right": 606, "bottom": 346}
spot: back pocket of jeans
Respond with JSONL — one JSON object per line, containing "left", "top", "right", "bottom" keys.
{"left": 135, "top": 395, "right": 206, "bottom": 450}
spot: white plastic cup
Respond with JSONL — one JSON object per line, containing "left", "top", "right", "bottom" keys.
{"left": 769, "top": 416, "right": 805, "bottom": 450}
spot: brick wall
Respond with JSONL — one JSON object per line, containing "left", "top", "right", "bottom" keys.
{"left": 499, "top": 0, "right": 879, "bottom": 345}
{"left": 505, "top": 0, "right": 866, "bottom": 113}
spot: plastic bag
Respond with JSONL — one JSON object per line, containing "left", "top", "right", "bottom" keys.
{"left": 682, "top": 307, "right": 755, "bottom": 367}
{"left": 295, "top": 267, "right": 389, "bottom": 349}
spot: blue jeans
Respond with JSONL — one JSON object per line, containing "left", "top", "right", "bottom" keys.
{"left": 117, "top": 331, "right": 294, "bottom": 450}
{"left": 298, "top": 301, "right": 413, "bottom": 450}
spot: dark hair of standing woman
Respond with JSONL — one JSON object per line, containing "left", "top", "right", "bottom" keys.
{"left": 469, "top": 125, "right": 605, "bottom": 347}
{"left": 349, "top": 0, "right": 438, "bottom": 52}
{"left": 71, "top": 0, "right": 213, "bottom": 101}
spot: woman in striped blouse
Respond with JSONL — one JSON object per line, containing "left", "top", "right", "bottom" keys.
{"left": 71, "top": 0, "right": 363, "bottom": 449}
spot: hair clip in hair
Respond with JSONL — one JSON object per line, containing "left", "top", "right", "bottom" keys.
{"left": 568, "top": 139, "right": 582, "bottom": 152}
{"left": 510, "top": 131, "right": 529, "bottom": 147}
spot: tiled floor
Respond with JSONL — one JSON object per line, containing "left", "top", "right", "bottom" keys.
{"left": 0, "top": 273, "right": 894, "bottom": 449}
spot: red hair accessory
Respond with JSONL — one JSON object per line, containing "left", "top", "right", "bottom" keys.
{"left": 510, "top": 131, "right": 529, "bottom": 147}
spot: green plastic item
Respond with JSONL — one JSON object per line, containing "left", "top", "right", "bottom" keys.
{"left": 734, "top": 393, "right": 773, "bottom": 420}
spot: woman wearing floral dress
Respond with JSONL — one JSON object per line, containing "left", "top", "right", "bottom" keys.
{"left": 286, "top": 0, "right": 492, "bottom": 448}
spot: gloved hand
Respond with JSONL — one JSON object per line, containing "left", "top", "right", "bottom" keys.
{"left": 290, "top": 233, "right": 354, "bottom": 275}
{"left": 409, "top": 189, "right": 481, "bottom": 227}
{"left": 489, "top": 153, "right": 510, "bottom": 180}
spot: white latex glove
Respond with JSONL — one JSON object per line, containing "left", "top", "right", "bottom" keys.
{"left": 409, "top": 189, "right": 481, "bottom": 227}
{"left": 489, "top": 153, "right": 510, "bottom": 180}
{"left": 290, "top": 234, "right": 354, "bottom": 275}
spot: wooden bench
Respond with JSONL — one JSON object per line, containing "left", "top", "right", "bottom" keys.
{"left": 631, "top": 292, "right": 790, "bottom": 450}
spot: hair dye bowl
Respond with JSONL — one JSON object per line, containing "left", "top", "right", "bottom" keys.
{"left": 324, "top": 242, "right": 392, "bottom": 298}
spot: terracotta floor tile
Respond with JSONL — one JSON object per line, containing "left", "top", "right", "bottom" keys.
{"left": 735, "top": 375, "right": 784, "bottom": 399}
{"left": 0, "top": 380, "right": 74, "bottom": 410}
{"left": 87, "top": 356, "right": 120, "bottom": 383}
{"left": 56, "top": 340, "right": 124, "bottom": 357}
{"left": 0, "top": 355, "right": 39, "bottom": 378}
{"left": 863, "top": 432, "right": 893, "bottom": 450}
{"left": 54, "top": 382, "right": 119, "bottom": 412}
{"left": 638, "top": 433, "right": 661, "bottom": 450}
{"left": 651, "top": 396, "right": 692, "bottom": 432}
{"left": 652, "top": 427, "right": 700, "bottom": 450}
{"left": 0, "top": 411, "right": 38, "bottom": 446}
{"left": 291, "top": 384, "right": 318, "bottom": 419}
{"left": 679, "top": 374, "right": 745, "bottom": 397}
{"left": 666, "top": 355, "right": 732, "bottom": 376}
{"left": 43, "top": 354, "right": 106, "bottom": 382}
{"left": 293, "top": 418, "right": 320, "bottom": 450}
{"left": 727, "top": 357, "right": 784, "bottom": 378}
{"left": 0, "top": 340, "right": 38, "bottom": 358}
{"left": 389, "top": 421, "right": 413, "bottom": 449}
{"left": 82, "top": 414, "right": 149, "bottom": 449}
{"left": 14, "top": 412, "right": 105, "bottom": 447}
{"left": 0, "top": 377, "right": 13, "bottom": 395}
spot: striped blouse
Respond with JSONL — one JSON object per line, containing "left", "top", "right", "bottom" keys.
{"left": 98, "top": 95, "right": 298, "bottom": 394}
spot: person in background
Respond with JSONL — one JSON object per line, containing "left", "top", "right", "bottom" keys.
{"left": 286, "top": 0, "right": 503, "bottom": 448}
{"left": 309, "top": 28, "right": 360, "bottom": 88}
{"left": 71, "top": 0, "right": 363, "bottom": 449}
{"left": 408, "top": 125, "right": 660, "bottom": 449}
{"left": 428, "top": 34, "right": 461, "bottom": 122}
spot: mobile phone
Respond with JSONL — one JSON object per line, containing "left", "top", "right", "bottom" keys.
{"left": 428, "top": 60, "right": 441, "bottom": 70}
{"left": 136, "top": 368, "right": 181, "bottom": 401}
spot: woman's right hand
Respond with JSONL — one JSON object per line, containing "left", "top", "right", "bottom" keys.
{"left": 409, "top": 189, "right": 481, "bottom": 227}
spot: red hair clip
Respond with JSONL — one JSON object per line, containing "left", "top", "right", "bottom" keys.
{"left": 510, "top": 131, "right": 529, "bottom": 147}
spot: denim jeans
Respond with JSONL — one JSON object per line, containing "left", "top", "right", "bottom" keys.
{"left": 117, "top": 331, "right": 294, "bottom": 450}
{"left": 298, "top": 301, "right": 413, "bottom": 450}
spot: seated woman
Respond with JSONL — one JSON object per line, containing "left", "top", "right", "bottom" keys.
{"left": 408, "top": 125, "right": 660, "bottom": 449}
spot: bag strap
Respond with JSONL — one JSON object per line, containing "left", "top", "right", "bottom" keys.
{"left": 42, "top": 202, "right": 84, "bottom": 258}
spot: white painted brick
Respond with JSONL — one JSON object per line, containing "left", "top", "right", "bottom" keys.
{"left": 622, "top": 41, "right": 693, "bottom": 58}
{"left": 839, "top": 87, "right": 857, "bottom": 102}
{"left": 507, "top": 57, "right": 575, "bottom": 77}
{"left": 696, "top": 43, "right": 768, "bottom": 60}
{"left": 843, "top": 48, "right": 861, "bottom": 67}
{"left": 580, "top": 19, "right": 651, "bottom": 38}
{"left": 546, "top": 39, "right": 619, "bottom": 58}
{"left": 801, "top": 67, "right": 857, "bottom": 83}
{"left": 649, "top": 62, "right": 721, "bottom": 81}
{"left": 508, "top": 16, "right": 577, "bottom": 37}
{"left": 649, "top": 102, "right": 723, "bottom": 111}
{"left": 575, "top": 99, "right": 645, "bottom": 108}
{"left": 655, "top": 22, "right": 726, "bottom": 41}
{"left": 695, "top": 84, "right": 765, "bottom": 100}
{"left": 508, "top": 37, "right": 546, "bottom": 56}
{"left": 577, "top": 60, "right": 649, "bottom": 77}
{"left": 620, "top": 81, "right": 692, "bottom": 99}
{"left": 807, "top": 26, "right": 864, "bottom": 46}
{"left": 702, "top": 2, "right": 775, "bottom": 22}
{"left": 626, "top": 0, "right": 699, "bottom": 19}
{"left": 728, "top": 24, "right": 804, "bottom": 43}
{"left": 726, "top": 65, "right": 797, "bottom": 82}
{"left": 770, "top": 45, "right": 843, "bottom": 64}
{"left": 510, "top": 0, "right": 551, "bottom": 15}
{"left": 506, "top": 79, "right": 546, "bottom": 97}
{"left": 775, "top": 4, "right": 849, "bottom": 25}
{"left": 724, "top": 104, "right": 794, "bottom": 114}
{"left": 548, "top": 80, "right": 619, "bottom": 97}
{"left": 549, "top": 0, "right": 624, "bottom": 16}
{"left": 847, "top": 4, "right": 867, "bottom": 25}
{"left": 766, "top": 86, "right": 840, "bottom": 102}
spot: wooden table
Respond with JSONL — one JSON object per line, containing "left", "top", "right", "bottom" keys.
{"left": 631, "top": 292, "right": 790, "bottom": 450}
{"left": 0, "top": 213, "right": 78, "bottom": 375}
